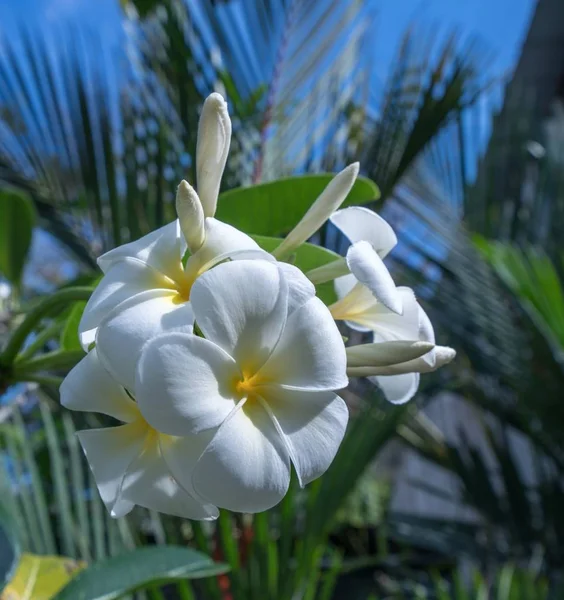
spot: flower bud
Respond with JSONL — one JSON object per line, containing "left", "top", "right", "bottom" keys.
{"left": 346, "top": 340, "right": 435, "bottom": 368}
{"left": 197, "top": 93, "right": 232, "bottom": 218}
{"left": 273, "top": 163, "right": 359, "bottom": 260}
{"left": 176, "top": 180, "right": 205, "bottom": 253}
{"left": 347, "top": 345, "right": 456, "bottom": 377}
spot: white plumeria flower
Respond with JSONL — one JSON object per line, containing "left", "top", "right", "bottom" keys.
{"left": 79, "top": 94, "right": 265, "bottom": 391}
{"left": 328, "top": 207, "right": 455, "bottom": 404}
{"left": 60, "top": 348, "right": 218, "bottom": 520}
{"left": 135, "top": 259, "right": 349, "bottom": 513}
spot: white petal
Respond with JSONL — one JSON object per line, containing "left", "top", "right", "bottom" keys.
{"left": 263, "top": 387, "right": 348, "bottom": 486}
{"left": 191, "top": 260, "right": 288, "bottom": 373}
{"left": 334, "top": 273, "right": 357, "bottom": 300}
{"left": 362, "top": 288, "right": 420, "bottom": 339}
{"left": 371, "top": 373, "right": 420, "bottom": 405}
{"left": 77, "top": 422, "right": 146, "bottom": 517}
{"left": 273, "top": 163, "right": 359, "bottom": 260}
{"left": 136, "top": 332, "right": 240, "bottom": 436}
{"left": 79, "top": 259, "right": 175, "bottom": 350}
{"left": 60, "top": 348, "right": 139, "bottom": 423}
{"left": 185, "top": 217, "right": 262, "bottom": 277}
{"left": 197, "top": 93, "right": 232, "bottom": 218}
{"left": 120, "top": 435, "right": 218, "bottom": 520}
{"left": 192, "top": 401, "right": 290, "bottom": 513}
{"left": 258, "top": 297, "right": 348, "bottom": 391}
{"left": 346, "top": 241, "right": 402, "bottom": 314}
{"left": 159, "top": 429, "right": 216, "bottom": 501}
{"left": 329, "top": 281, "right": 379, "bottom": 331}
{"left": 277, "top": 262, "right": 316, "bottom": 315}
{"left": 98, "top": 221, "right": 186, "bottom": 283}
{"left": 330, "top": 206, "right": 397, "bottom": 258}
{"left": 96, "top": 290, "right": 194, "bottom": 392}
{"left": 176, "top": 180, "right": 205, "bottom": 253}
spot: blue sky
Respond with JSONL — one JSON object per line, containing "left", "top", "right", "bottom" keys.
{"left": 374, "top": 0, "right": 534, "bottom": 76}
{"left": 0, "top": 0, "right": 535, "bottom": 80}
{"left": 0, "top": 0, "right": 536, "bottom": 292}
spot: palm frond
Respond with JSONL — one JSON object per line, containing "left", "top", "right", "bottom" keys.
{"left": 0, "top": 396, "right": 142, "bottom": 559}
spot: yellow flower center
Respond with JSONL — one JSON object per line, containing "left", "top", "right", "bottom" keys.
{"left": 235, "top": 374, "right": 259, "bottom": 396}
{"left": 232, "top": 369, "right": 273, "bottom": 408}
{"left": 171, "top": 258, "right": 212, "bottom": 304}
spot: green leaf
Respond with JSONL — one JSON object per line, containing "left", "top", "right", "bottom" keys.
{"left": 252, "top": 235, "right": 341, "bottom": 305}
{"left": 122, "top": 0, "right": 161, "bottom": 18}
{"left": 53, "top": 546, "right": 229, "bottom": 600}
{"left": 0, "top": 502, "right": 21, "bottom": 593}
{"left": 216, "top": 175, "right": 379, "bottom": 237}
{"left": 60, "top": 302, "right": 87, "bottom": 351}
{"left": 0, "top": 190, "right": 36, "bottom": 287}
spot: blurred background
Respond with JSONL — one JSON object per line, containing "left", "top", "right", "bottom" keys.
{"left": 1, "top": 0, "right": 564, "bottom": 597}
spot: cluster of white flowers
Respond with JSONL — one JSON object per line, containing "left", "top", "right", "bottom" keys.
{"left": 60, "top": 93, "right": 455, "bottom": 519}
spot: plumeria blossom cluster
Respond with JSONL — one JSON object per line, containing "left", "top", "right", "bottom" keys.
{"left": 60, "top": 93, "right": 455, "bottom": 519}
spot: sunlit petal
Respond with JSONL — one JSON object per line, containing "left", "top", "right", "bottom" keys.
{"left": 136, "top": 332, "right": 240, "bottom": 436}
{"left": 96, "top": 290, "right": 194, "bottom": 392}
{"left": 346, "top": 241, "right": 402, "bottom": 314}
{"left": 98, "top": 221, "right": 186, "bottom": 283}
{"left": 330, "top": 206, "right": 397, "bottom": 258}
{"left": 277, "top": 262, "right": 315, "bottom": 315}
{"left": 77, "top": 422, "right": 147, "bottom": 517}
{"left": 371, "top": 373, "right": 420, "bottom": 405}
{"left": 60, "top": 348, "right": 139, "bottom": 423}
{"left": 258, "top": 297, "right": 348, "bottom": 391}
{"left": 192, "top": 401, "right": 291, "bottom": 513}
{"left": 190, "top": 260, "right": 288, "bottom": 373}
{"left": 263, "top": 387, "right": 348, "bottom": 486}
{"left": 79, "top": 259, "right": 175, "bottom": 350}
{"left": 120, "top": 435, "right": 218, "bottom": 520}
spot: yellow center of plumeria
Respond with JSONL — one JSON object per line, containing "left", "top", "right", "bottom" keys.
{"left": 328, "top": 282, "right": 378, "bottom": 325}
{"left": 233, "top": 370, "right": 274, "bottom": 409}
{"left": 170, "top": 261, "right": 208, "bottom": 304}
{"left": 125, "top": 397, "right": 161, "bottom": 440}
{"left": 235, "top": 374, "right": 259, "bottom": 396}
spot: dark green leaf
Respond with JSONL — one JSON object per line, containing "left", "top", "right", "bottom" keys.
{"left": 54, "top": 546, "right": 229, "bottom": 600}
{"left": 0, "top": 190, "right": 35, "bottom": 286}
{"left": 216, "top": 175, "right": 379, "bottom": 237}
{"left": 123, "top": 0, "right": 164, "bottom": 18}
{"left": 60, "top": 301, "right": 87, "bottom": 351}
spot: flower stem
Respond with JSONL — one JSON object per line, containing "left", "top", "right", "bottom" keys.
{"left": 176, "top": 580, "right": 196, "bottom": 600}
{"left": 0, "top": 287, "right": 92, "bottom": 367}
{"left": 14, "top": 349, "right": 85, "bottom": 377}
{"left": 305, "top": 257, "right": 349, "bottom": 285}
{"left": 15, "top": 374, "right": 64, "bottom": 388}
{"left": 16, "top": 320, "right": 63, "bottom": 361}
